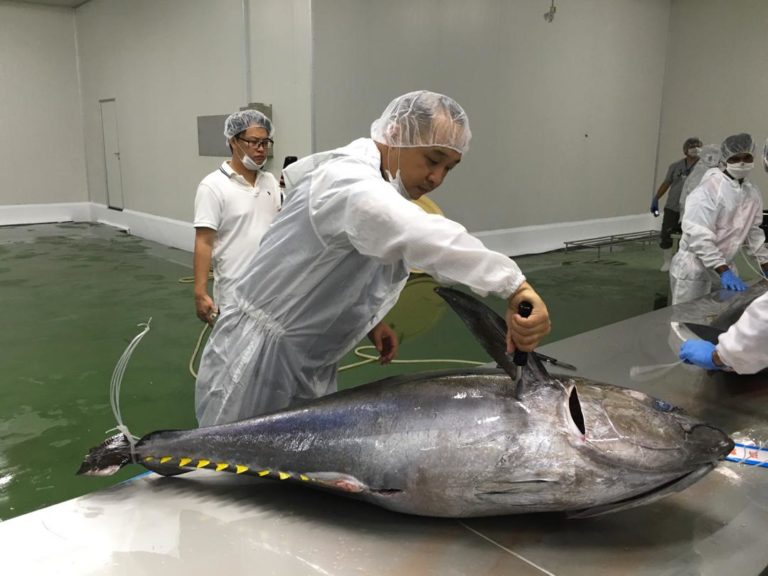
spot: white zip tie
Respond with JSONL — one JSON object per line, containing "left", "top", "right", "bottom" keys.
{"left": 106, "top": 319, "right": 152, "bottom": 463}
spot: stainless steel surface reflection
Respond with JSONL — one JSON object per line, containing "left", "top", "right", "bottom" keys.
{"left": 1, "top": 290, "right": 766, "bottom": 575}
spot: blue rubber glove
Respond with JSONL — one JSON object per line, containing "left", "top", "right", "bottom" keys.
{"left": 679, "top": 340, "right": 720, "bottom": 371}
{"left": 720, "top": 269, "right": 747, "bottom": 291}
{"left": 650, "top": 198, "right": 659, "bottom": 216}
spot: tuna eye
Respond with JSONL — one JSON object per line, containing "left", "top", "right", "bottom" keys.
{"left": 652, "top": 399, "right": 678, "bottom": 413}
{"left": 569, "top": 387, "right": 586, "bottom": 435}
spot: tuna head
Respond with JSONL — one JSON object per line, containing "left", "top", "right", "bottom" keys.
{"left": 526, "top": 376, "right": 734, "bottom": 517}
{"left": 460, "top": 370, "right": 734, "bottom": 518}
{"left": 433, "top": 286, "right": 733, "bottom": 517}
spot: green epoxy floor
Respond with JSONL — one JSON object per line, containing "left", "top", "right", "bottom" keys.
{"left": 0, "top": 222, "right": 762, "bottom": 522}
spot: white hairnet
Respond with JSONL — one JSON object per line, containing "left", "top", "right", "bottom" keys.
{"left": 224, "top": 109, "right": 274, "bottom": 140}
{"left": 370, "top": 90, "right": 471, "bottom": 154}
{"left": 699, "top": 144, "right": 721, "bottom": 168}
{"left": 720, "top": 133, "right": 754, "bottom": 161}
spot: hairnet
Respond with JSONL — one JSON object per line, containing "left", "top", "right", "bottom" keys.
{"left": 224, "top": 109, "right": 274, "bottom": 140}
{"left": 699, "top": 144, "right": 721, "bottom": 168}
{"left": 370, "top": 90, "right": 471, "bottom": 154}
{"left": 683, "top": 137, "right": 702, "bottom": 153}
{"left": 720, "top": 133, "right": 754, "bottom": 161}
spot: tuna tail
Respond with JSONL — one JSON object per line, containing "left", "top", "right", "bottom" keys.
{"left": 683, "top": 323, "right": 724, "bottom": 344}
{"left": 76, "top": 433, "right": 134, "bottom": 476}
{"left": 434, "top": 287, "right": 550, "bottom": 386}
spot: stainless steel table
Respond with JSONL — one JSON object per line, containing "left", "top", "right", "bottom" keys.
{"left": 1, "top": 290, "right": 766, "bottom": 575}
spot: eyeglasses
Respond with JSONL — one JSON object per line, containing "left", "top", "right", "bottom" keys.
{"left": 236, "top": 136, "right": 274, "bottom": 150}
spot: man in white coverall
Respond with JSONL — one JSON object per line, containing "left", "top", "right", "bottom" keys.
{"left": 195, "top": 90, "right": 551, "bottom": 427}
{"left": 668, "top": 133, "right": 768, "bottom": 305}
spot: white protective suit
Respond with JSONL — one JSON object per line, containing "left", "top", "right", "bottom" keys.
{"left": 195, "top": 138, "right": 526, "bottom": 426}
{"left": 669, "top": 168, "right": 768, "bottom": 304}
{"left": 717, "top": 292, "right": 768, "bottom": 374}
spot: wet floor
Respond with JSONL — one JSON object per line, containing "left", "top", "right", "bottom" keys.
{"left": 0, "top": 222, "right": 762, "bottom": 521}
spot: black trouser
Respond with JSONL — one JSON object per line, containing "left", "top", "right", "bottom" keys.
{"left": 659, "top": 208, "right": 681, "bottom": 249}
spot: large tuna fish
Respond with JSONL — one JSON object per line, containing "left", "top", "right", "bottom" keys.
{"left": 78, "top": 288, "right": 733, "bottom": 518}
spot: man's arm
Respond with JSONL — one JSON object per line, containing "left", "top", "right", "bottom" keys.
{"left": 194, "top": 227, "right": 217, "bottom": 324}
{"left": 654, "top": 180, "right": 671, "bottom": 201}
{"left": 717, "top": 293, "right": 768, "bottom": 374}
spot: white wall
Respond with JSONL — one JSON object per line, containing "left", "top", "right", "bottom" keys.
{"left": 72, "top": 0, "right": 313, "bottom": 224}
{"left": 75, "top": 0, "right": 246, "bottom": 221}
{"left": 17, "top": 0, "right": 744, "bottom": 257}
{"left": 250, "top": 0, "right": 313, "bottom": 165}
{"left": 0, "top": 2, "right": 86, "bottom": 206}
{"left": 657, "top": 0, "right": 768, "bottom": 200}
{"left": 312, "top": 0, "right": 672, "bottom": 234}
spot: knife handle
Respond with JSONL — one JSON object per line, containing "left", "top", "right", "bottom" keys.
{"left": 512, "top": 301, "right": 533, "bottom": 366}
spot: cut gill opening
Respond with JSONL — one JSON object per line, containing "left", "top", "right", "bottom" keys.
{"left": 569, "top": 386, "right": 586, "bottom": 435}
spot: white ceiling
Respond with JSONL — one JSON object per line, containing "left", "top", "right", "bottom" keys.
{"left": 8, "top": 0, "right": 90, "bottom": 8}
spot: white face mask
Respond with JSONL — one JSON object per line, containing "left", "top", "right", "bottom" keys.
{"left": 385, "top": 168, "right": 410, "bottom": 199}
{"left": 687, "top": 147, "right": 702, "bottom": 157}
{"left": 241, "top": 153, "right": 265, "bottom": 171}
{"left": 235, "top": 141, "right": 265, "bottom": 171}
{"left": 385, "top": 148, "right": 410, "bottom": 199}
{"left": 726, "top": 161, "right": 754, "bottom": 181}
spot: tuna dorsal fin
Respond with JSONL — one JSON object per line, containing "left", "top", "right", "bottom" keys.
{"left": 435, "top": 287, "right": 549, "bottom": 386}
{"left": 683, "top": 323, "right": 724, "bottom": 344}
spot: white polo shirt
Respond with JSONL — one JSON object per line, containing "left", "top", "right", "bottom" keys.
{"left": 194, "top": 162, "right": 280, "bottom": 306}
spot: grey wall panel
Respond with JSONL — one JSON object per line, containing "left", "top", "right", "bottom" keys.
{"left": 197, "top": 115, "right": 231, "bottom": 157}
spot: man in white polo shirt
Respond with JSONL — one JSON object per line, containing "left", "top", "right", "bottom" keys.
{"left": 193, "top": 110, "right": 281, "bottom": 324}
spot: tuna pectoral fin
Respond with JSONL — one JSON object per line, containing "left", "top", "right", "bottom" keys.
{"left": 683, "top": 323, "right": 724, "bottom": 344}
{"left": 567, "top": 464, "right": 715, "bottom": 519}
{"left": 304, "top": 472, "right": 370, "bottom": 494}
{"left": 77, "top": 433, "right": 133, "bottom": 477}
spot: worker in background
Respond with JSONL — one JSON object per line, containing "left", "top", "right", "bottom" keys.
{"left": 680, "top": 291, "right": 768, "bottom": 374}
{"left": 194, "top": 90, "right": 551, "bottom": 427}
{"left": 651, "top": 137, "right": 702, "bottom": 272}
{"left": 678, "top": 144, "right": 721, "bottom": 219}
{"left": 193, "top": 110, "right": 281, "bottom": 325}
{"left": 669, "top": 133, "right": 768, "bottom": 305}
